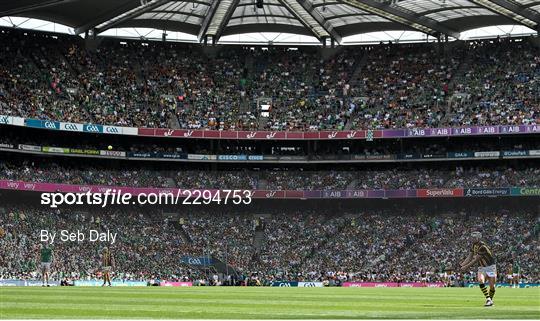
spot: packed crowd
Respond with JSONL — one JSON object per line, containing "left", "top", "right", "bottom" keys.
{"left": 304, "top": 212, "right": 540, "bottom": 285}
{"left": 0, "top": 207, "right": 245, "bottom": 282}
{"left": 0, "top": 28, "right": 538, "bottom": 131}
{"left": 1, "top": 160, "right": 540, "bottom": 190}
{"left": 1, "top": 207, "right": 538, "bottom": 284}
{"left": 449, "top": 40, "right": 539, "bottom": 126}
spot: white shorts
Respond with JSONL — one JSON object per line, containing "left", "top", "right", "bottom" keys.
{"left": 478, "top": 265, "right": 497, "bottom": 278}
{"left": 103, "top": 266, "right": 111, "bottom": 272}
{"left": 512, "top": 273, "right": 519, "bottom": 277}
{"left": 41, "top": 262, "right": 51, "bottom": 272}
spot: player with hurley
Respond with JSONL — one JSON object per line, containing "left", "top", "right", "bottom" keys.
{"left": 101, "top": 247, "right": 114, "bottom": 287}
{"left": 458, "top": 231, "right": 497, "bottom": 307}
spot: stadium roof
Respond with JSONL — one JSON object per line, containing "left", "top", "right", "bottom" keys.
{"left": 1, "top": 0, "right": 539, "bottom": 45}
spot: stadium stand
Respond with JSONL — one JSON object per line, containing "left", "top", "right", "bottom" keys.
{"left": 1, "top": 206, "right": 538, "bottom": 285}
{"left": 1, "top": 29, "right": 538, "bottom": 131}
{"left": 1, "top": 159, "right": 540, "bottom": 190}
{"left": 0, "top": 25, "right": 538, "bottom": 291}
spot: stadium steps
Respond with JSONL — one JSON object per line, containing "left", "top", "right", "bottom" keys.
{"left": 60, "top": 46, "right": 85, "bottom": 76}
{"left": 253, "top": 230, "right": 265, "bottom": 252}
{"left": 178, "top": 225, "right": 193, "bottom": 244}
{"left": 349, "top": 51, "right": 369, "bottom": 88}
{"left": 344, "top": 110, "right": 356, "bottom": 130}
{"left": 165, "top": 177, "right": 176, "bottom": 188}
{"left": 346, "top": 179, "right": 359, "bottom": 190}
{"left": 258, "top": 117, "right": 268, "bottom": 130}
{"left": 443, "top": 43, "right": 474, "bottom": 122}
{"left": 169, "top": 114, "right": 181, "bottom": 129}
{"left": 342, "top": 52, "right": 369, "bottom": 130}
{"left": 55, "top": 47, "right": 79, "bottom": 78}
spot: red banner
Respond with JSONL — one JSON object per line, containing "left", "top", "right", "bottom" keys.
{"left": 417, "top": 188, "right": 464, "bottom": 198}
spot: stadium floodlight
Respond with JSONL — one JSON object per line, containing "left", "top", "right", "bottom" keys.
{"left": 469, "top": 0, "right": 539, "bottom": 29}
{"left": 341, "top": 0, "right": 461, "bottom": 39}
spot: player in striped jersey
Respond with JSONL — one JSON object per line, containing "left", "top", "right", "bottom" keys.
{"left": 459, "top": 231, "right": 497, "bottom": 307}
{"left": 101, "top": 247, "right": 114, "bottom": 287}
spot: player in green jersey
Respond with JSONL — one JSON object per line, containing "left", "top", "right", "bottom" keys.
{"left": 39, "top": 243, "right": 53, "bottom": 287}
{"left": 510, "top": 258, "right": 521, "bottom": 288}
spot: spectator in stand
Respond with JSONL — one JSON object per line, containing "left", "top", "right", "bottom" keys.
{"left": 1, "top": 29, "right": 538, "bottom": 131}
{"left": 1, "top": 207, "right": 537, "bottom": 284}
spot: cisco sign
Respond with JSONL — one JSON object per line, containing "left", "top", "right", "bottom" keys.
{"left": 218, "top": 155, "right": 248, "bottom": 161}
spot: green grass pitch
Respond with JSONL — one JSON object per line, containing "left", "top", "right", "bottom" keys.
{"left": 1, "top": 287, "right": 539, "bottom": 319}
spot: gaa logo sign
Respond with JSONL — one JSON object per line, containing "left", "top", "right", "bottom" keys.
{"left": 44, "top": 121, "right": 58, "bottom": 129}
{"left": 182, "top": 256, "right": 212, "bottom": 266}
{"left": 188, "top": 258, "right": 204, "bottom": 265}
{"left": 0, "top": 115, "right": 10, "bottom": 124}
{"left": 63, "top": 123, "right": 79, "bottom": 131}
{"left": 278, "top": 283, "right": 291, "bottom": 287}
{"left": 298, "top": 282, "right": 322, "bottom": 287}
{"left": 84, "top": 124, "right": 101, "bottom": 133}
{"left": 105, "top": 126, "right": 120, "bottom": 134}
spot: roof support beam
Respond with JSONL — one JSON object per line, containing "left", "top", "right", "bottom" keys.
{"left": 74, "top": 1, "right": 140, "bottom": 35}
{"left": 296, "top": 0, "right": 342, "bottom": 43}
{"left": 0, "top": 0, "right": 79, "bottom": 17}
{"left": 152, "top": 10, "right": 205, "bottom": 19}
{"left": 197, "top": 0, "right": 222, "bottom": 42}
{"left": 94, "top": 0, "right": 172, "bottom": 34}
{"left": 277, "top": 0, "right": 331, "bottom": 43}
{"left": 74, "top": 0, "right": 169, "bottom": 35}
{"left": 205, "top": 0, "right": 240, "bottom": 43}
{"left": 470, "top": 0, "right": 539, "bottom": 29}
{"left": 341, "top": 0, "right": 460, "bottom": 39}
